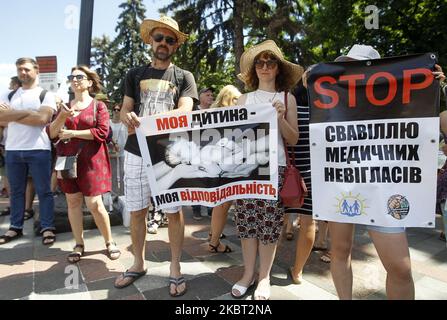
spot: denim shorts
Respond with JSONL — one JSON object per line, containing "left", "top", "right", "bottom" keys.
{"left": 365, "top": 225, "right": 406, "bottom": 234}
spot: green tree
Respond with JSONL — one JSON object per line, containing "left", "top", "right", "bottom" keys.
{"left": 107, "top": 0, "right": 149, "bottom": 104}
{"left": 90, "top": 35, "right": 114, "bottom": 90}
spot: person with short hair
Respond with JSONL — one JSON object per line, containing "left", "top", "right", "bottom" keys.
{"left": 113, "top": 16, "right": 198, "bottom": 298}
{"left": 0, "top": 57, "right": 57, "bottom": 245}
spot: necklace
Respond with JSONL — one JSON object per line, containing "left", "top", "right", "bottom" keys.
{"left": 254, "top": 90, "right": 278, "bottom": 103}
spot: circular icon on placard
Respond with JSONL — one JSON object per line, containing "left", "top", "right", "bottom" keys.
{"left": 387, "top": 194, "right": 409, "bottom": 220}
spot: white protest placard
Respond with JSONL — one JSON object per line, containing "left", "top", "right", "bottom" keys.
{"left": 136, "top": 103, "right": 278, "bottom": 210}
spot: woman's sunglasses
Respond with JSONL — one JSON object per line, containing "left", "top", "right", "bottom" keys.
{"left": 67, "top": 74, "right": 88, "bottom": 81}
{"left": 254, "top": 59, "right": 278, "bottom": 70}
{"left": 152, "top": 33, "right": 177, "bottom": 46}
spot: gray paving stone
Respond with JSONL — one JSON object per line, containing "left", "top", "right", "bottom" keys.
{"left": 86, "top": 277, "right": 140, "bottom": 300}
{"left": 0, "top": 274, "right": 34, "bottom": 300}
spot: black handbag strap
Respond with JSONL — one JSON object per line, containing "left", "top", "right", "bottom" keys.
{"left": 282, "top": 91, "right": 296, "bottom": 167}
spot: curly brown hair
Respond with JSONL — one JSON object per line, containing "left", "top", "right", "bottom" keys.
{"left": 70, "top": 65, "right": 102, "bottom": 94}
{"left": 243, "top": 51, "right": 295, "bottom": 92}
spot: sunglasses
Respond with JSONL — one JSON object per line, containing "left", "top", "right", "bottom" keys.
{"left": 67, "top": 74, "right": 88, "bottom": 81}
{"left": 152, "top": 33, "right": 177, "bottom": 46}
{"left": 254, "top": 59, "right": 278, "bottom": 70}
{"left": 113, "top": 109, "right": 121, "bottom": 112}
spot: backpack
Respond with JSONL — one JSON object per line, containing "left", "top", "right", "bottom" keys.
{"left": 8, "top": 88, "right": 48, "bottom": 104}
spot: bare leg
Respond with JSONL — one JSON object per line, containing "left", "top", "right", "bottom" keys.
{"left": 50, "top": 171, "right": 58, "bottom": 193}
{"left": 167, "top": 210, "right": 186, "bottom": 296}
{"left": 232, "top": 238, "right": 258, "bottom": 296}
{"left": 255, "top": 241, "right": 278, "bottom": 299}
{"left": 209, "top": 201, "right": 231, "bottom": 252}
{"left": 65, "top": 193, "right": 85, "bottom": 246}
{"left": 84, "top": 195, "right": 114, "bottom": 244}
{"left": 290, "top": 215, "right": 315, "bottom": 283}
{"left": 114, "top": 208, "right": 148, "bottom": 287}
{"left": 368, "top": 230, "right": 414, "bottom": 299}
{"left": 315, "top": 220, "right": 329, "bottom": 248}
{"left": 328, "top": 222, "right": 355, "bottom": 299}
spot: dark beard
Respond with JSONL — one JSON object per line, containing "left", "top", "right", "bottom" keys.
{"left": 153, "top": 47, "right": 173, "bottom": 61}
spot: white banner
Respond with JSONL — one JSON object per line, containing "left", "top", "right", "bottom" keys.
{"left": 136, "top": 103, "right": 279, "bottom": 210}
{"left": 310, "top": 117, "right": 438, "bottom": 228}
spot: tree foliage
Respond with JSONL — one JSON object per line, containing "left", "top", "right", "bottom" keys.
{"left": 94, "top": 0, "right": 447, "bottom": 99}
{"left": 92, "top": 0, "right": 150, "bottom": 104}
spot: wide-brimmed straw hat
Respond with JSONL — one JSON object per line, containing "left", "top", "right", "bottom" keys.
{"left": 238, "top": 40, "right": 303, "bottom": 87}
{"left": 140, "top": 16, "right": 188, "bottom": 45}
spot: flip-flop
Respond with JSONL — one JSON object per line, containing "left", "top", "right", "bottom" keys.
{"left": 114, "top": 269, "right": 147, "bottom": 289}
{"left": 169, "top": 276, "right": 187, "bottom": 297}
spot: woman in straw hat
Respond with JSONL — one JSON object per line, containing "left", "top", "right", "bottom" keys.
{"left": 231, "top": 40, "right": 303, "bottom": 300}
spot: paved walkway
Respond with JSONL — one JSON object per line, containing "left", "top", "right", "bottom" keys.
{"left": 0, "top": 197, "right": 446, "bottom": 300}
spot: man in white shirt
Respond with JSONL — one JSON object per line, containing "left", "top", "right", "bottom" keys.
{"left": 0, "top": 57, "right": 57, "bottom": 245}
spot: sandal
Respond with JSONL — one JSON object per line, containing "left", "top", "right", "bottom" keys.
{"left": 67, "top": 244, "right": 84, "bottom": 263}
{"left": 320, "top": 251, "right": 331, "bottom": 263}
{"left": 286, "top": 232, "right": 294, "bottom": 241}
{"left": 208, "top": 242, "right": 232, "bottom": 253}
{"left": 207, "top": 232, "right": 226, "bottom": 241}
{"left": 231, "top": 279, "right": 256, "bottom": 299}
{"left": 253, "top": 281, "right": 270, "bottom": 300}
{"left": 0, "top": 227, "right": 23, "bottom": 244}
{"left": 106, "top": 241, "right": 121, "bottom": 260}
{"left": 42, "top": 230, "right": 56, "bottom": 245}
{"left": 440, "top": 232, "right": 446, "bottom": 242}
{"left": 169, "top": 276, "right": 187, "bottom": 297}
{"left": 24, "top": 209, "right": 34, "bottom": 221}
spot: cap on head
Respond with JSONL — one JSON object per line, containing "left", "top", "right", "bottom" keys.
{"left": 199, "top": 87, "right": 214, "bottom": 95}
{"left": 140, "top": 15, "right": 188, "bottom": 45}
{"left": 335, "top": 44, "right": 381, "bottom": 62}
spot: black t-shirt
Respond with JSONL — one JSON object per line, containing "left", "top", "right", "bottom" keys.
{"left": 123, "top": 64, "right": 198, "bottom": 156}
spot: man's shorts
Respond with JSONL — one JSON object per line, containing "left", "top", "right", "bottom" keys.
{"left": 124, "top": 151, "right": 180, "bottom": 214}
{"left": 365, "top": 225, "right": 405, "bottom": 234}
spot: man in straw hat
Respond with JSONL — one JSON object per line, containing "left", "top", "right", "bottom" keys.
{"left": 114, "top": 16, "right": 198, "bottom": 297}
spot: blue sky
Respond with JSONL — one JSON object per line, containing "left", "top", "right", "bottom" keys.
{"left": 0, "top": 0, "right": 170, "bottom": 95}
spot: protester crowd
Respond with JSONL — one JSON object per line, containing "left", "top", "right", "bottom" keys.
{"left": 0, "top": 15, "right": 445, "bottom": 300}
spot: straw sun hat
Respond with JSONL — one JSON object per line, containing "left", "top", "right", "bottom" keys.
{"left": 238, "top": 40, "right": 304, "bottom": 87}
{"left": 140, "top": 16, "right": 188, "bottom": 45}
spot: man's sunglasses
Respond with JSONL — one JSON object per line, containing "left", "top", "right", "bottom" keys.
{"left": 67, "top": 74, "right": 88, "bottom": 81}
{"left": 254, "top": 59, "right": 278, "bottom": 70}
{"left": 152, "top": 33, "right": 177, "bottom": 46}
{"left": 113, "top": 109, "right": 121, "bottom": 112}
